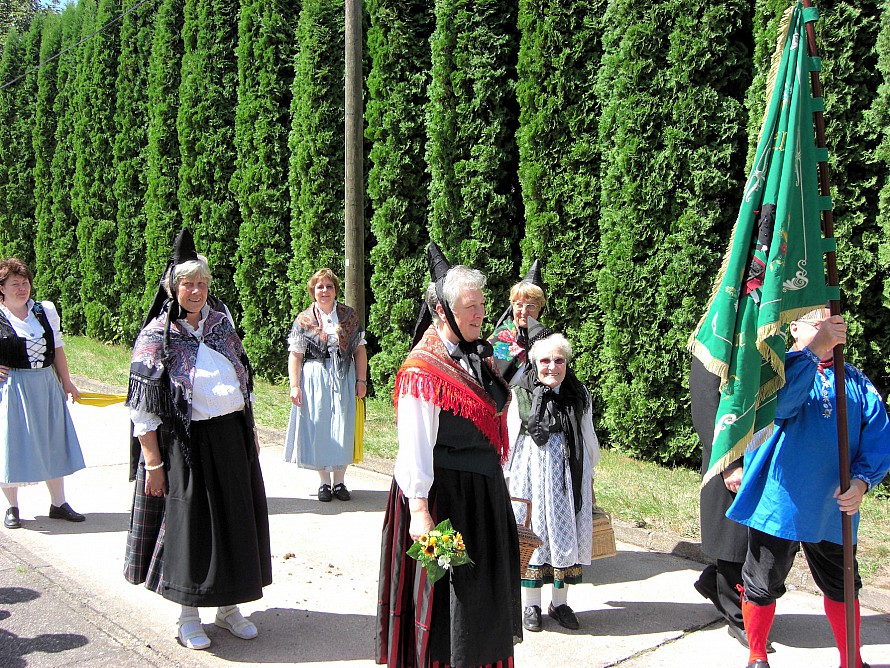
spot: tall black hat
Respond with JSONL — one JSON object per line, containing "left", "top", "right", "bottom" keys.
{"left": 138, "top": 228, "right": 200, "bottom": 333}
{"left": 411, "top": 242, "right": 452, "bottom": 348}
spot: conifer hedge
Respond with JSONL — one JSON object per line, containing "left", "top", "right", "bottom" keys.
{"left": 595, "top": 0, "right": 752, "bottom": 464}
{"left": 427, "top": 0, "right": 522, "bottom": 304}
{"left": 365, "top": 0, "right": 435, "bottom": 394}
{"left": 232, "top": 0, "right": 298, "bottom": 377}
{"left": 177, "top": 0, "right": 242, "bottom": 317}
{"left": 288, "top": 0, "right": 346, "bottom": 315}
{"left": 71, "top": 0, "right": 120, "bottom": 340}
{"left": 141, "top": 0, "right": 184, "bottom": 322}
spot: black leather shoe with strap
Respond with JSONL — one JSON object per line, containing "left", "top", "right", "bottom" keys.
{"left": 48, "top": 503, "right": 85, "bottom": 522}
{"left": 522, "top": 605, "right": 542, "bottom": 632}
{"left": 4, "top": 507, "right": 21, "bottom": 529}
{"left": 317, "top": 484, "right": 333, "bottom": 502}
{"left": 548, "top": 603, "right": 580, "bottom": 630}
{"left": 332, "top": 483, "right": 351, "bottom": 501}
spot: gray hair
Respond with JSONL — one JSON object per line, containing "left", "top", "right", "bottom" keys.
{"left": 529, "top": 333, "right": 573, "bottom": 365}
{"left": 425, "top": 265, "right": 486, "bottom": 326}
{"left": 167, "top": 255, "right": 212, "bottom": 295}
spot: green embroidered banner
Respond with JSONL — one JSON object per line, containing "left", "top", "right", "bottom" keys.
{"left": 689, "top": 2, "right": 831, "bottom": 482}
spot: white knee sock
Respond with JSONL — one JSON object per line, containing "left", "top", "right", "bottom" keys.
{"left": 179, "top": 605, "right": 199, "bottom": 621}
{"left": 551, "top": 585, "right": 568, "bottom": 608}
{"left": 523, "top": 587, "right": 542, "bottom": 608}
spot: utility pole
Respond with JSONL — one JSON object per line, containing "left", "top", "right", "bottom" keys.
{"left": 344, "top": 0, "right": 365, "bottom": 323}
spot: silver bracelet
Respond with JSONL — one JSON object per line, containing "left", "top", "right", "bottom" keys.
{"left": 144, "top": 462, "right": 164, "bottom": 471}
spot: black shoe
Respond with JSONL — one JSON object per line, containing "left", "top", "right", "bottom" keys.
{"left": 522, "top": 605, "right": 542, "bottom": 632}
{"left": 746, "top": 661, "right": 770, "bottom": 668}
{"left": 4, "top": 507, "right": 21, "bottom": 529}
{"left": 317, "top": 484, "right": 333, "bottom": 502}
{"left": 48, "top": 503, "right": 85, "bottom": 522}
{"left": 548, "top": 603, "right": 580, "bottom": 630}
{"left": 332, "top": 483, "right": 351, "bottom": 501}
{"left": 727, "top": 624, "right": 775, "bottom": 653}
{"left": 694, "top": 576, "right": 719, "bottom": 607}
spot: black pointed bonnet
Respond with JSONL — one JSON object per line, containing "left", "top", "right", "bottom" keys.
{"left": 411, "top": 242, "right": 452, "bottom": 348}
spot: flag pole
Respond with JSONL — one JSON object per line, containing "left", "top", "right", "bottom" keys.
{"left": 800, "top": 2, "right": 856, "bottom": 665}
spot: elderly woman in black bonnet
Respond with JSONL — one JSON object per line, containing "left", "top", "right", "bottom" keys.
{"left": 123, "top": 229, "right": 271, "bottom": 651}
{"left": 505, "top": 332, "right": 600, "bottom": 632}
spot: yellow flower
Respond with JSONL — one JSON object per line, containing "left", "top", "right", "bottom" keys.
{"left": 428, "top": 536, "right": 438, "bottom": 548}
{"left": 419, "top": 534, "right": 429, "bottom": 546}
{"left": 423, "top": 543, "right": 437, "bottom": 557}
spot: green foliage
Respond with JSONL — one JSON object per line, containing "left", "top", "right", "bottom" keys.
{"left": 596, "top": 0, "right": 752, "bottom": 465}
{"left": 876, "top": 0, "right": 890, "bottom": 360}
{"left": 32, "top": 10, "right": 62, "bottom": 300}
{"left": 48, "top": 0, "right": 90, "bottom": 332}
{"left": 232, "top": 0, "right": 298, "bottom": 377}
{"left": 142, "top": 0, "right": 184, "bottom": 323}
{"left": 0, "top": 0, "right": 45, "bottom": 45}
{"left": 71, "top": 0, "right": 120, "bottom": 340}
{"left": 113, "top": 0, "right": 153, "bottom": 342}
{"left": 288, "top": 0, "right": 346, "bottom": 314}
{"left": 514, "top": 0, "right": 606, "bottom": 404}
{"left": 426, "top": 0, "right": 522, "bottom": 305}
{"left": 177, "top": 0, "right": 242, "bottom": 316}
{"left": 817, "top": 1, "right": 889, "bottom": 396}
{"left": 0, "top": 17, "right": 41, "bottom": 265}
{"left": 365, "top": 0, "right": 435, "bottom": 395}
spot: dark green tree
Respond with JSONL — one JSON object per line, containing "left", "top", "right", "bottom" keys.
{"left": 0, "top": 14, "right": 43, "bottom": 265}
{"left": 71, "top": 0, "right": 120, "bottom": 339}
{"left": 48, "top": 0, "right": 91, "bottom": 332}
{"left": 426, "top": 0, "right": 522, "bottom": 304}
{"left": 514, "top": 0, "right": 606, "bottom": 394}
{"left": 232, "top": 0, "right": 299, "bottom": 377}
{"left": 596, "top": 0, "right": 752, "bottom": 465}
{"left": 33, "top": 9, "right": 62, "bottom": 299}
{"left": 142, "top": 0, "right": 184, "bottom": 318}
{"left": 876, "top": 0, "right": 890, "bottom": 384}
{"left": 112, "top": 0, "right": 154, "bottom": 341}
{"left": 288, "top": 0, "right": 345, "bottom": 314}
{"left": 817, "top": 1, "right": 888, "bottom": 394}
{"left": 0, "top": 0, "right": 46, "bottom": 45}
{"left": 365, "top": 0, "right": 435, "bottom": 394}
{"left": 177, "top": 0, "right": 242, "bottom": 315}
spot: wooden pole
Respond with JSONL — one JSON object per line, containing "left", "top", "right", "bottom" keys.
{"left": 344, "top": 0, "right": 365, "bottom": 323}
{"left": 800, "top": 3, "right": 856, "bottom": 666}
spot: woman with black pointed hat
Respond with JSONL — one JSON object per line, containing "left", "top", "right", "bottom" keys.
{"left": 505, "top": 331, "right": 600, "bottom": 632}
{"left": 376, "top": 244, "right": 522, "bottom": 668}
{"left": 489, "top": 260, "right": 547, "bottom": 385}
{"left": 123, "top": 230, "right": 271, "bottom": 651}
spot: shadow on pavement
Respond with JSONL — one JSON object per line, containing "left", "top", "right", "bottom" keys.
{"left": 0, "top": 586, "right": 89, "bottom": 667}
{"left": 584, "top": 549, "right": 693, "bottom": 585}
{"left": 266, "top": 490, "right": 390, "bottom": 516}
{"left": 201, "top": 606, "right": 375, "bottom": 663}
{"left": 25, "top": 512, "right": 130, "bottom": 535}
{"left": 771, "top": 609, "right": 890, "bottom": 649}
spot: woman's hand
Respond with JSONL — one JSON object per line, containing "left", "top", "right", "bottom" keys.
{"left": 290, "top": 386, "right": 303, "bottom": 407}
{"left": 62, "top": 379, "right": 81, "bottom": 402}
{"left": 144, "top": 468, "right": 167, "bottom": 498}
{"left": 835, "top": 478, "right": 868, "bottom": 515}
{"left": 0, "top": 365, "right": 9, "bottom": 384}
{"left": 722, "top": 466, "right": 744, "bottom": 493}
{"left": 356, "top": 379, "right": 367, "bottom": 399}
{"left": 409, "top": 508, "right": 435, "bottom": 541}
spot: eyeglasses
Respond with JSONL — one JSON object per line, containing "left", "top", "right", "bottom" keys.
{"left": 512, "top": 302, "right": 540, "bottom": 313}
{"left": 538, "top": 357, "right": 566, "bottom": 367}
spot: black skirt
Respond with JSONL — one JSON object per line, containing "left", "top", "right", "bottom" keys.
{"left": 125, "top": 411, "right": 272, "bottom": 607}
{"left": 377, "top": 468, "right": 522, "bottom": 668}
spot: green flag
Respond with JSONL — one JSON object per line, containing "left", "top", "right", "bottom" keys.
{"left": 689, "top": 2, "right": 834, "bottom": 482}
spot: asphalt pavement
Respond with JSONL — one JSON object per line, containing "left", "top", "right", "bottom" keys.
{"left": 1, "top": 398, "right": 888, "bottom": 668}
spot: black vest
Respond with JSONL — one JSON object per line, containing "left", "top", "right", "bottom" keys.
{"left": 0, "top": 302, "right": 56, "bottom": 369}
{"left": 433, "top": 368, "right": 509, "bottom": 478}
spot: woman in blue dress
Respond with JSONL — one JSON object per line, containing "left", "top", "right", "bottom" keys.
{"left": 0, "top": 257, "right": 85, "bottom": 529}
{"left": 284, "top": 268, "right": 367, "bottom": 502}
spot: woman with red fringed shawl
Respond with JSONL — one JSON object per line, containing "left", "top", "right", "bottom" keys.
{"left": 376, "top": 263, "right": 522, "bottom": 668}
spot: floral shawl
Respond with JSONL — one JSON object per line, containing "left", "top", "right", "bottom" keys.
{"left": 289, "top": 302, "right": 363, "bottom": 377}
{"left": 126, "top": 307, "right": 252, "bottom": 467}
{"left": 395, "top": 326, "right": 511, "bottom": 463}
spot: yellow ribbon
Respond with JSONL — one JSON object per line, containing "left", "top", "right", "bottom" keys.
{"left": 75, "top": 391, "right": 127, "bottom": 407}
{"left": 353, "top": 397, "right": 365, "bottom": 463}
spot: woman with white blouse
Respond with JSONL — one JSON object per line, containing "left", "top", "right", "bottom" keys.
{"left": 0, "top": 257, "right": 85, "bottom": 529}
{"left": 123, "top": 234, "right": 271, "bottom": 651}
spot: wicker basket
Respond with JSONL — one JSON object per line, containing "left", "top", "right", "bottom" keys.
{"left": 591, "top": 504, "right": 617, "bottom": 560}
{"left": 511, "top": 497, "right": 542, "bottom": 575}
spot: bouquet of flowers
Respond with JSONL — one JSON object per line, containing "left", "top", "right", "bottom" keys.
{"left": 407, "top": 518, "right": 474, "bottom": 584}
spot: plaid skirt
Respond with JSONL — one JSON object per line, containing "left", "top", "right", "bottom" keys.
{"left": 123, "top": 412, "right": 272, "bottom": 606}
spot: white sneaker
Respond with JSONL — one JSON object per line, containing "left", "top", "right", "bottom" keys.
{"left": 214, "top": 606, "right": 258, "bottom": 640}
{"left": 177, "top": 617, "right": 211, "bottom": 650}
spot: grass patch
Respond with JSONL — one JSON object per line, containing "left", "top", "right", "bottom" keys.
{"left": 64, "top": 336, "right": 890, "bottom": 584}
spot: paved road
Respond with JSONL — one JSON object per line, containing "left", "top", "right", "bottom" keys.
{"left": 1, "top": 401, "right": 888, "bottom": 667}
